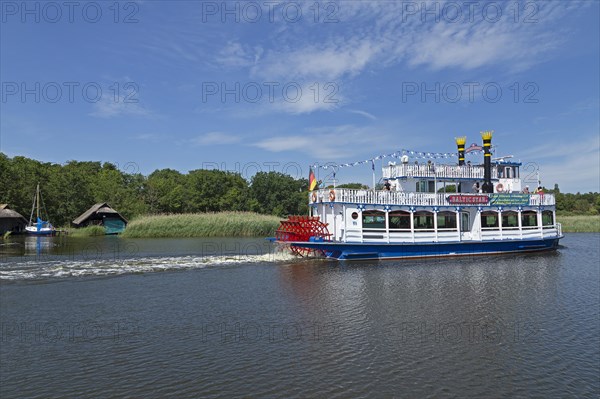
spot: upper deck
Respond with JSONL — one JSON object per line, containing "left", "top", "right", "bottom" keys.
{"left": 383, "top": 163, "right": 499, "bottom": 180}
{"left": 311, "top": 188, "right": 555, "bottom": 207}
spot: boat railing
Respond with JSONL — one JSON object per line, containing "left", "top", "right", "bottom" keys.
{"left": 310, "top": 189, "right": 555, "bottom": 206}
{"left": 528, "top": 194, "right": 555, "bottom": 206}
{"left": 382, "top": 164, "right": 498, "bottom": 180}
{"left": 345, "top": 223, "right": 561, "bottom": 243}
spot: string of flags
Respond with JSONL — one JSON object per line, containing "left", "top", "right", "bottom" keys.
{"left": 311, "top": 145, "right": 489, "bottom": 170}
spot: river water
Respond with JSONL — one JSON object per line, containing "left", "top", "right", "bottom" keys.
{"left": 1, "top": 234, "right": 598, "bottom": 398}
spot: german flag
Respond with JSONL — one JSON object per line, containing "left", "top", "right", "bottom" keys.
{"left": 309, "top": 167, "right": 317, "bottom": 191}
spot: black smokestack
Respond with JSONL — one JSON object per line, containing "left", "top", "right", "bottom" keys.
{"left": 455, "top": 136, "right": 466, "bottom": 166}
{"left": 481, "top": 130, "right": 493, "bottom": 193}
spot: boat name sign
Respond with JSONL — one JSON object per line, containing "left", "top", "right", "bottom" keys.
{"left": 447, "top": 195, "right": 490, "bottom": 205}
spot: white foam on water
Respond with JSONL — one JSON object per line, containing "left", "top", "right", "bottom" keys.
{"left": 0, "top": 251, "right": 300, "bottom": 281}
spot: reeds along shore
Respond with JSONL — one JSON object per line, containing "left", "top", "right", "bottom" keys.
{"left": 67, "top": 225, "right": 106, "bottom": 237}
{"left": 60, "top": 213, "right": 599, "bottom": 237}
{"left": 556, "top": 215, "right": 600, "bottom": 233}
{"left": 119, "top": 212, "right": 282, "bottom": 238}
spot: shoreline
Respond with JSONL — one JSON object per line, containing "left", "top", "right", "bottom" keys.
{"left": 4, "top": 214, "right": 597, "bottom": 239}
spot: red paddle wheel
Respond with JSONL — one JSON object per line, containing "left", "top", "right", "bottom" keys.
{"left": 275, "top": 216, "right": 331, "bottom": 257}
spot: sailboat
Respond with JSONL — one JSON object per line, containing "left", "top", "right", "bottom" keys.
{"left": 25, "top": 183, "right": 55, "bottom": 235}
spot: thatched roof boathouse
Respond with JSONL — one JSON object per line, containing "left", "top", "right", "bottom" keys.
{"left": 0, "top": 204, "right": 28, "bottom": 234}
{"left": 72, "top": 203, "right": 127, "bottom": 234}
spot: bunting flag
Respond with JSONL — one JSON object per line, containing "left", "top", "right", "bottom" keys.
{"left": 310, "top": 146, "right": 489, "bottom": 170}
{"left": 308, "top": 167, "right": 317, "bottom": 191}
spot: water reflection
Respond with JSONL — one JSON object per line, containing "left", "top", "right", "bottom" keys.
{"left": 276, "top": 253, "right": 564, "bottom": 340}
{"left": 23, "top": 236, "right": 54, "bottom": 256}
{"left": 0, "top": 235, "right": 597, "bottom": 397}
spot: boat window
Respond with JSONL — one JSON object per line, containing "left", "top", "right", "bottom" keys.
{"left": 498, "top": 168, "right": 503, "bottom": 178}
{"left": 351, "top": 212, "right": 358, "bottom": 220}
{"left": 542, "top": 210, "right": 554, "bottom": 226}
{"left": 505, "top": 167, "right": 512, "bottom": 179}
{"left": 521, "top": 211, "right": 538, "bottom": 227}
{"left": 437, "top": 211, "right": 457, "bottom": 229}
{"left": 460, "top": 212, "right": 470, "bottom": 232}
{"left": 362, "top": 211, "right": 385, "bottom": 229}
{"left": 388, "top": 211, "right": 411, "bottom": 229}
{"left": 502, "top": 211, "right": 519, "bottom": 227}
{"left": 481, "top": 211, "right": 499, "bottom": 228}
{"left": 416, "top": 181, "right": 435, "bottom": 193}
{"left": 413, "top": 211, "right": 434, "bottom": 230}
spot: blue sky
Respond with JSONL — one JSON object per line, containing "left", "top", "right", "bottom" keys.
{"left": 1, "top": 0, "right": 599, "bottom": 192}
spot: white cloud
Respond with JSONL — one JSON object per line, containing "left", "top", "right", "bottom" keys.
{"left": 216, "top": 42, "right": 263, "bottom": 68}
{"left": 189, "top": 131, "right": 241, "bottom": 146}
{"left": 252, "top": 39, "right": 382, "bottom": 81}
{"left": 252, "top": 124, "right": 396, "bottom": 160}
{"left": 250, "top": 2, "right": 572, "bottom": 82}
{"left": 134, "top": 133, "right": 162, "bottom": 142}
{"left": 271, "top": 82, "right": 342, "bottom": 114}
{"left": 406, "top": 18, "right": 563, "bottom": 72}
{"left": 349, "top": 109, "right": 377, "bottom": 121}
{"left": 90, "top": 95, "right": 150, "bottom": 118}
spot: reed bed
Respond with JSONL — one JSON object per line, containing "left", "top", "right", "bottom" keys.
{"left": 557, "top": 215, "right": 600, "bottom": 233}
{"left": 121, "top": 212, "right": 282, "bottom": 238}
{"left": 67, "top": 225, "right": 106, "bottom": 237}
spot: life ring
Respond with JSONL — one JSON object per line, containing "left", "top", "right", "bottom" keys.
{"left": 311, "top": 192, "right": 317, "bottom": 203}
{"left": 329, "top": 190, "right": 336, "bottom": 201}
{"left": 496, "top": 183, "right": 504, "bottom": 192}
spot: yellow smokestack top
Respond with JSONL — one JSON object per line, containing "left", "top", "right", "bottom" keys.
{"left": 480, "top": 130, "right": 494, "bottom": 140}
{"left": 455, "top": 136, "right": 466, "bottom": 146}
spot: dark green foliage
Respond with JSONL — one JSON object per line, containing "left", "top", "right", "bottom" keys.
{"left": 0, "top": 153, "right": 311, "bottom": 225}
{"left": 437, "top": 185, "right": 457, "bottom": 193}
{"left": 336, "top": 183, "right": 370, "bottom": 189}
{"left": 249, "top": 172, "right": 308, "bottom": 217}
{"left": 2, "top": 154, "right": 597, "bottom": 226}
{"left": 546, "top": 185, "right": 600, "bottom": 215}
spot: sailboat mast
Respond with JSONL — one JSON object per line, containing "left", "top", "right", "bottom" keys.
{"left": 36, "top": 182, "right": 40, "bottom": 220}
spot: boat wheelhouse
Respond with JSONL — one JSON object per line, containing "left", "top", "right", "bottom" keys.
{"left": 275, "top": 131, "right": 563, "bottom": 260}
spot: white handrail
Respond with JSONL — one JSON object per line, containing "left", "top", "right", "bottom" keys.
{"left": 382, "top": 164, "right": 498, "bottom": 180}
{"left": 310, "top": 189, "right": 555, "bottom": 206}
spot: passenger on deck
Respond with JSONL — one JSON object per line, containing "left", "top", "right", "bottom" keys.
{"left": 383, "top": 180, "right": 391, "bottom": 191}
{"left": 427, "top": 160, "right": 434, "bottom": 172}
{"left": 522, "top": 186, "right": 530, "bottom": 194}
{"left": 472, "top": 182, "right": 481, "bottom": 193}
{"left": 535, "top": 186, "right": 544, "bottom": 194}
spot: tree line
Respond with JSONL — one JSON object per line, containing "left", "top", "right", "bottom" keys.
{"left": 547, "top": 184, "right": 600, "bottom": 216}
{"left": 1, "top": 153, "right": 598, "bottom": 226}
{"left": 0, "top": 153, "right": 309, "bottom": 226}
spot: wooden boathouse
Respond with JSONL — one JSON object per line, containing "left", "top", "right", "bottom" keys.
{"left": 0, "top": 204, "right": 28, "bottom": 234}
{"left": 72, "top": 203, "right": 128, "bottom": 234}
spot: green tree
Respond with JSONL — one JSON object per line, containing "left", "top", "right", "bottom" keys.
{"left": 185, "top": 169, "right": 249, "bottom": 213}
{"left": 438, "top": 185, "right": 457, "bottom": 193}
{"left": 250, "top": 172, "right": 308, "bottom": 216}
{"left": 336, "top": 183, "right": 369, "bottom": 189}
{"left": 146, "top": 169, "right": 188, "bottom": 213}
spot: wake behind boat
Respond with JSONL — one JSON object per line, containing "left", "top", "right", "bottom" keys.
{"left": 274, "top": 131, "right": 563, "bottom": 260}
{"left": 25, "top": 183, "right": 55, "bottom": 236}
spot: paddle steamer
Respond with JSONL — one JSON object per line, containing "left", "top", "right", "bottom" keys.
{"left": 275, "top": 131, "right": 563, "bottom": 260}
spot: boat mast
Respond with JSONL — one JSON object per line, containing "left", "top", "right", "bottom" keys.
{"left": 36, "top": 182, "right": 40, "bottom": 220}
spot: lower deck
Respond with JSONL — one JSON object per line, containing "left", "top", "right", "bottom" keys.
{"left": 311, "top": 201, "right": 562, "bottom": 244}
